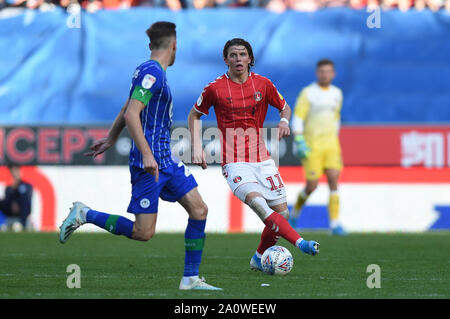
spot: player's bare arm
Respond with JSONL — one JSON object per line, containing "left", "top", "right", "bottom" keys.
{"left": 278, "top": 103, "right": 292, "bottom": 140}
{"left": 84, "top": 99, "right": 129, "bottom": 158}
{"left": 124, "top": 98, "right": 159, "bottom": 182}
{"left": 188, "top": 107, "right": 207, "bottom": 169}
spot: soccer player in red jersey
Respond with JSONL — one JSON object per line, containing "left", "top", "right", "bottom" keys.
{"left": 188, "top": 38, "right": 320, "bottom": 272}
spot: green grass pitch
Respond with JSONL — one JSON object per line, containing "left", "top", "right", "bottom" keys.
{"left": 0, "top": 231, "right": 449, "bottom": 299}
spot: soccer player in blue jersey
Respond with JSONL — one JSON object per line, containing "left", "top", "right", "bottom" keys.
{"left": 59, "top": 21, "right": 222, "bottom": 291}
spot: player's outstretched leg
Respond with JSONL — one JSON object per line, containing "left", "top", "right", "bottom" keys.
{"left": 247, "top": 196, "right": 320, "bottom": 260}
{"left": 59, "top": 202, "right": 134, "bottom": 243}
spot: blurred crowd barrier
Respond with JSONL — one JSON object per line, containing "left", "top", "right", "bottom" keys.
{"left": 1, "top": 0, "right": 449, "bottom": 12}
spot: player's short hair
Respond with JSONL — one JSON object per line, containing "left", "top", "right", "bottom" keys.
{"left": 317, "top": 59, "right": 335, "bottom": 69}
{"left": 146, "top": 21, "right": 176, "bottom": 50}
{"left": 223, "top": 38, "right": 255, "bottom": 71}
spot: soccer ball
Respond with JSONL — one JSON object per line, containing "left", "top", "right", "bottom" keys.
{"left": 261, "top": 245, "right": 294, "bottom": 276}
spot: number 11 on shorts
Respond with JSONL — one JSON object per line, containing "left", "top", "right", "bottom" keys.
{"left": 266, "top": 174, "right": 284, "bottom": 191}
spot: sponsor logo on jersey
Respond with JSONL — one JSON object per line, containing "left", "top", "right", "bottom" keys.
{"left": 140, "top": 198, "right": 150, "bottom": 209}
{"left": 233, "top": 176, "right": 242, "bottom": 183}
{"left": 254, "top": 91, "right": 262, "bottom": 102}
{"left": 142, "top": 74, "right": 156, "bottom": 89}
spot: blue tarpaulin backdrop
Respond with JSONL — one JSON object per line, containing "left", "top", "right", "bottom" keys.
{"left": 1, "top": 8, "right": 449, "bottom": 125}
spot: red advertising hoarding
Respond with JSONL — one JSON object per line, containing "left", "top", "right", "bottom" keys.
{"left": 341, "top": 125, "right": 450, "bottom": 167}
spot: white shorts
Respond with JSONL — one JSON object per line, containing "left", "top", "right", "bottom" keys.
{"left": 222, "top": 159, "right": 287, "bottom": 204}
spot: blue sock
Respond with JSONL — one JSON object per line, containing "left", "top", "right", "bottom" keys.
{"left": 184, "top": 218, "right": 206, "bottom": 277}
{"left": 86, "top": 209, "right": 134, "bottom": 238}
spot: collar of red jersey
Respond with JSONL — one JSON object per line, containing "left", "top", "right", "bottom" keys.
{"left": 225, "top": 71, "right": 252, "bottom": 79}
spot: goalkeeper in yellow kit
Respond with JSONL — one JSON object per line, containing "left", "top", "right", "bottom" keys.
{"left": 291, "top": 59, "right": 347, "bottom": 236}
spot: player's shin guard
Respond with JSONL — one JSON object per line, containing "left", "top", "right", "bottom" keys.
{"left": 264, "top": 212, "right": 302, "bottom": 247}
{"left": 86, "top": 210, "right": 133, "bottom": 238}
{"left": 184, "top": 218, "right": 206, "bottom": 277}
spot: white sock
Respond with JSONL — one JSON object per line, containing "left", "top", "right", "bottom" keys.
{"left": 81, "top": 207, "right": 90, "bottom": 221}
{"left": 295, "top": 238, "right": 304, "bottom": 247}
{"left": 183, "top": 275, "right": 199, "bottom": 285}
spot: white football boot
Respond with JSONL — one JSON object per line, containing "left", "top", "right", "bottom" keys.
{"left": 179, "top": 277, "right": 223, "bottom": 291}
{"left": 59, "top": 201, "right": 89, "bottom": 243}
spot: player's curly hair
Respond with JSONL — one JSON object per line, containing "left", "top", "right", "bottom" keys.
{"left": 146, "top": 21, "right": 176, "bottom": 50}
{"left": 223, "top": 38, "right": 255, "bottom": 71}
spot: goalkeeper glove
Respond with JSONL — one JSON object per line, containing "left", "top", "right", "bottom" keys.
{"left": 294, "top": 135, "right": 310, "bottom": 159}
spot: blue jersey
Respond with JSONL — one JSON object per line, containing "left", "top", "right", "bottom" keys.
{"left": 128, "top": 60, "right": 173, "bottom": 169}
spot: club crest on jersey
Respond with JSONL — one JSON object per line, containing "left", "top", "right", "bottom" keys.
{"left": 233, "top": 176, "right": 242, "bottom": 183}
{"left": 254, "top": 91, "right": 262, "bottom": 102}
{"left": 142, "top": 74, "right": 156, "bottom": 89}
{"left": 226, "top": 97, "right": 232, "bottom": 104}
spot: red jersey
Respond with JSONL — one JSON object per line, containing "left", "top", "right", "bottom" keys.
{"left": 193, "top": 72, "right": 287, "bottom": 165}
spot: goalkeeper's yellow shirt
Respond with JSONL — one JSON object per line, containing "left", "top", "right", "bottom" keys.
{"left": 293, "top": 82, "right": 343, "bottom": 146}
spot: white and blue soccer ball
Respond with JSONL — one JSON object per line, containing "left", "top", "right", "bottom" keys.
{"left": 261, "top": 245, "right": 294, "bottom": 276}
